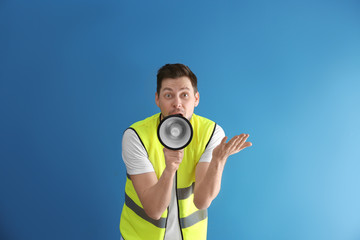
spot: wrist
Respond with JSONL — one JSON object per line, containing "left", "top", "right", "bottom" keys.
{"left": 211, "top": 155, "right": 227, "bottom": 168}
{"left": 164, "top": 166, "right": 177, "bottom": 175}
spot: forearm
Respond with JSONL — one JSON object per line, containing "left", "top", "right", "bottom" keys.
{"left": 141, "top": 168, "right": 175, "bottom": 220}
{"left": 194, "top": 157, "right": 226, "bottom": 209}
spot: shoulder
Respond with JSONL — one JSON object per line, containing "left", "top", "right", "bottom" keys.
{"left": 198, "top": 124, "right": 225, "bottom": 163}
{"left": 214, "top": 124, "right": 225, "bottom": 138}
{"left": 192, "top": 113, "right": 215, "bottom": 123}
{"left": 122, "top": 130, "right": 154, "bottom": 175}
{"left": 206, "top": 124, "right": 225, "bottom": 148}
{"left": 123, "top": 128, "right": 140, "bottom": 141}
{"left": 122, "top": 128, "right": 145, "bottom": 151}
{"left": 130, "top": 113, "right": 161, "bottom": 130}
{"left": 191, "top": 114, "right": 216, "bottom": 131}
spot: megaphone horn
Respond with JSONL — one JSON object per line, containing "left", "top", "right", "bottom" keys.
{"left": 157, "top": 114, "right": 193, "bottom": 150}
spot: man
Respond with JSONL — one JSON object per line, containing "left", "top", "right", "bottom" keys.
{"left": 120, "top": 63, "right": 252, "bottom": 240}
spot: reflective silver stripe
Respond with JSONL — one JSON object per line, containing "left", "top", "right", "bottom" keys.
{"left": 177, "top": 182, "right": 195, "bottom": 200}
{"left": 180, "top": 209, "right": 207, "bottom": 228}
{"left": 125, "top": 193, "right": 167, "bottom": 228}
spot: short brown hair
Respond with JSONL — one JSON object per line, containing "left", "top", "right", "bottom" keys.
{"left": 157, "top": 63, "right": 198, "bottom": 95}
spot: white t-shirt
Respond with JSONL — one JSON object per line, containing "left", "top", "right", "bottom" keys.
{"left": 122, "top": 124, "right": 225, "bottom": 239}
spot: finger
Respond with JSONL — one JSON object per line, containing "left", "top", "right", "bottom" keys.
{"left": 239, "top": 141, "right": 252, "bottom": 151}
{"left": 238, "top": 134, "right": 249, "bottom": 146}
{"left": 221, "top": 136, "right": 228, "bottom": 145}
{"left": 234, "top": 134, "right": 249, "bottom": 152}
{"left": 228, "top": 135, "right": 240, "bottom": 150}
{"left": 227, "top": 134, "right": 242, "bottom": 145}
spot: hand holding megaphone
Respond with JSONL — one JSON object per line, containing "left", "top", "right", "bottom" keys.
{"left": 157, "top": 114, "right": 192, "bottom": 172}
{"left": 163, "top": 148, "right": 184, "bottom": 172}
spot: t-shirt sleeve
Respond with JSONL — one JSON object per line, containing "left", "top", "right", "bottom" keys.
{"left": 122, "top": 128, "right": 155, "bottom": 175}
{"left": 199, "top": 124, "right": 225, "bottom": 163}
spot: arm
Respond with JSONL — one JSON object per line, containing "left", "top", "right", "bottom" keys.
{"left": 130, "top": 148, "right": 183, "bottom": 220}
{"left": 193, "top": 134, "right": 252, "bottom": 209}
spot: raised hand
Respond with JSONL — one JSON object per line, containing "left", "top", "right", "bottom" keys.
{"left": 212, "top": 134, "right": 252, "bottom": 162}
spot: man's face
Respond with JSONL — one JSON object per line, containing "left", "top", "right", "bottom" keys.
{"left": 155, "top": 76, "right": 200, "bottom": 120}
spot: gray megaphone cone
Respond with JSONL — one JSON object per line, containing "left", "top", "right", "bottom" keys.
{"left": 157, "top": 114, "right": 193, "bottom": 150}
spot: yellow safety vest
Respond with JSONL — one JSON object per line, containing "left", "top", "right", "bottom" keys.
{"left": 120, "top": 113, "right": 216, "bottom": 240}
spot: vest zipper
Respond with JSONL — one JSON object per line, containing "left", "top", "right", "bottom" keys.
{"left": 175, "top": 171, "right": 184, "bottom": 240}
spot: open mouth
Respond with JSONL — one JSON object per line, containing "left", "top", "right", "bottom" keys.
{"left": 170, "top": 112, "right": 184, "bottom": 117}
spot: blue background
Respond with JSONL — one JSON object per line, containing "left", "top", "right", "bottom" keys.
{"left": 1, "top": 0, "right": 360, "bottom": 239}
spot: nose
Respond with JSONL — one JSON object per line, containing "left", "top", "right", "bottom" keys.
{"left": 173, "top": 96, "right": 182, "bottom": 108}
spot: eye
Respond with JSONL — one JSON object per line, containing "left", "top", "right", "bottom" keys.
{"left": 165, "top": 93, "right": 172, "bottom": 98}
{"left": 182, "top": 93, "right": 189, "bottom": 97}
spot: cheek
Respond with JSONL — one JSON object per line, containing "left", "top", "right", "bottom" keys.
{"left": 184, "top": 100, "right": 195, "bottom": 109}
{"left": 160, "top": 101, "right": 171, "bottom": 110}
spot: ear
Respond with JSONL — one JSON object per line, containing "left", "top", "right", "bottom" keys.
{"left": 194, "top": 91, "right": 200, "bottom": 107}
{"left": 155, "top": 92, "right": 160, "bottom": 108}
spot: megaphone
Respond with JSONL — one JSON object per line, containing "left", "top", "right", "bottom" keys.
{"left": 157, "top": 114, "right": 193, "bottom": 150}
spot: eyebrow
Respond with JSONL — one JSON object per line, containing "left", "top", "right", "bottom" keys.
{"left": 162, "top": 87, "right": 191, "bottom": 92}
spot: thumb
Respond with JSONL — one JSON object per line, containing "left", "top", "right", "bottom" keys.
{"left": 221, "top": 136, "right": 228, "bottom": 144}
